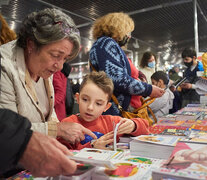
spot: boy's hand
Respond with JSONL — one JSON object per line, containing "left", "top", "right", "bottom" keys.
{"left": 92, "top": 131, "right": 114, "bottom": 150}
{"left": 117, "top": 118, "right": 136, "bottom": 134}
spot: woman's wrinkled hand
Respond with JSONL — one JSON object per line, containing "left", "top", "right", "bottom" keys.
{"left": 150, "top": 85, "right": 165, "bottom": 98}
{"left": 57, "top": 122, "right": 97, "bottom": 144}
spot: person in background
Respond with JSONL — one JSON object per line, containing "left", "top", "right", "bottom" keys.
{"left": 0, "top": 109, "right": 77, "bottom": 178}
{"left": 89, "top": 12, "right": 164, "bottom": 117}
{"left": 0, "top": 8, "right": 96, "bottom": 144}
{"left": 180, "top": 48, "right": 204, "bottom": 107}
{"left": 60, "top": 71, "right": 150, "bottom": 150}
{"left": 139, "top": 51, "right": 157, "bottom": 84}
{"left": 72, "top": 79, "right": 81, "bottom": 95}
{"left": 53, "top": 62, "right": 74, "bottom": 121}
{"left": 149, "top": 71, "right": 174, "bottom": 117}
{"left": 169, "top": 65, "right": 182, "bottom": 82}
{"left": 0, "top": 13, "right": 17, "bottom": 45}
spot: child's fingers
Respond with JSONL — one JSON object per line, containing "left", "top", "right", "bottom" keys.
{"left": 103, "top": 139, "right": 114, "bottom": 145}
{"left": 118, "top": 123, "right": 130, "bottom": 132}
{"left": 118, "top": 126, "right": 132, "bottom": 134}
{"left": 102, "top": 133, "right": 114, "bottom": 140}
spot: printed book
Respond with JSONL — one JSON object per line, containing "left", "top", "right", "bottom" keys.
{"left": 130, "top": 135, "right": 180, "bottom": 159}
{"left": 132, "top": 135, "right": 179, "bottom": 146}
{"left": 55, "top": 164, "right": 96, "bottom": 180}
{"left": 149, "top": 125, "right": 187, "bottom": 135}
{"left": 156, "top": 119, "right": 185, "bottom": 126}
{"left": 156, "top": 128, "right": 189, "bottom": 137}
{"left": 190, "top": 120, "right": 207, "bottom": 131}
{"left": 68, "top": 148, "right": 124, "bottom": 169}
{"left": 152, "top": 141, "right": 207, "bottom": 180}
{"left": 91, "top": 157, "right": 163, "bottom": 180}
{"left": 180, "top": 129, "right": 207, "bottom": 144}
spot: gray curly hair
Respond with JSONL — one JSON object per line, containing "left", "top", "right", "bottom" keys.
{"left": 17, "top": 8, "right": 80, "bottom": 60}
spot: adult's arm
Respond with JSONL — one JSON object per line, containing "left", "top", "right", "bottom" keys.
{"left": 19, "top": 131, "right": 77, "bottom": 177}
{"left": 89, "top": 37, "right": 152, "bottom": 97}
{"left": 0, "top": 109, "right": 33, "bottom": 173}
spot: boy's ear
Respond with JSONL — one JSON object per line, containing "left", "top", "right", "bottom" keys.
{"left": 75, "top": 93, "right": 80, "bottom": 104}
{"left": 104, "top": 102, "right": 112, "bottom": 112}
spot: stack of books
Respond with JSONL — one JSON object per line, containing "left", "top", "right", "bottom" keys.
{"left": 130, "top": 135, "right": 180, "bottom": 159}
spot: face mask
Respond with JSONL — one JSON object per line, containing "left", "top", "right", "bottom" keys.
{"left": 148, "top": 61, "right": 155, "bottom": 68}
{"left": 118, "top": 35, "right": 129, "bottom": 47}
{"left": 184, "top": 61, "right": 193, "bottom": 68}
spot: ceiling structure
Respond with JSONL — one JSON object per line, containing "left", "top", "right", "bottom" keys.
{"left": 1, "top": 0, "right": 207, "bottom": 68}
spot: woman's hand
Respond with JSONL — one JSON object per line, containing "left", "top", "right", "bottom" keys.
{"left": 92, "top": 131, "right": 114, "bottom": 149}
{"left": 57, "top": 122, "right": 97, "bottom": 144}
{"left": 117, "top": 118, "right": 136, "bottom": 134}
{"left": 150, "top": 85, "right": 165, "bottom": 98}
{"left": 19, "top": 132, "right": 77, "bottom": 177}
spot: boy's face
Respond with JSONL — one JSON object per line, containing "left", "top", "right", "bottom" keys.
{"left": 151, "top": 79, "right": 164, "bottom": 89}
{"left": 75, "top": 81, "right": 111, "bottom": 122}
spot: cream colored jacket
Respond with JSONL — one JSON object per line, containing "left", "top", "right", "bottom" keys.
{"left": 0, "top": 40, "right": 58, "bottom": 137}
{"left": 139, "top": 66, "right": 156, "bottom": 84}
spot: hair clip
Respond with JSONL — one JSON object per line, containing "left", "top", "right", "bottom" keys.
{"left": 54, "top": 21, "right": 80, "bottom": 36}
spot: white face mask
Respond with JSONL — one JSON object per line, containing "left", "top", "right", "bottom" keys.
{"left": 148, "top": 61, "right": 155, "bottom": 68}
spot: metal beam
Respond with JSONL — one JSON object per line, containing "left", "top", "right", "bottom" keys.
{"left": 36, "top": 0, "right": 93, "bottom": 22}
{"left": 131, "top": 37, "right": 158, "bottom": 50}
{"left": 128, "top": 0, "right": 192, "bottom": 16}
{"left": 194, "top": 0, "right": 199, "bottom": 52}
{"left": 197, "top": 1, "right": 207, "bottom": 24}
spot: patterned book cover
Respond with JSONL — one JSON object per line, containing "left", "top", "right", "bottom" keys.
{"left": 149, "top": 125, "right": 187, "bottom": 134}
{"left": 132, "top": 135, "right": 179, "bottom": 146}
{"left": 181, "top": 129, "right": 207, "bottom": 143}
{"left": 91, "top": 157, "right": 163, "bottom": 180}
{"left": 152, "top": 141, "right": 207, "bottom": 180}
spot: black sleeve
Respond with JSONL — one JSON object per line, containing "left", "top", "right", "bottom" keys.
{"left": 0, "top": 109, "right": 33, "bottom": 173}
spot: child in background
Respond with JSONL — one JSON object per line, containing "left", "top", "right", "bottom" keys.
{"left": 149, "top": 71, "right": 174, "bottom": 117}
{"left": 59, "top": 71, "right": 150, "bottom": 150}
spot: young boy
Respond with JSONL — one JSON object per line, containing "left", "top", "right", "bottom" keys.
{"left": 149, "top": 71, "right": 175, "bottom": 117}
{"left": 60, "top": 71, "right": 150, "bottom": 150}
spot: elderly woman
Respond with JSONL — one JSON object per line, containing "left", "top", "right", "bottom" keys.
{"left": 89, "top": 12, "right": 164, "bottom": 117}
{"left": 0, "top": 8, "right": 96, "bottom": 143}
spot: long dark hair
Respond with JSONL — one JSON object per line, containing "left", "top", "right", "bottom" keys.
{"left": 140, "top": 51, "right": 156, "bottom": 68}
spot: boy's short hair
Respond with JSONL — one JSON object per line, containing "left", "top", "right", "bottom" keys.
{"left": 151, "top": 71, "right": 169, "bottom": 85}
{"left": 182, "top": 48, "right": 197, "bottom": 59}
{"left": 80, "top": 71, "right": 114, "bottom": 101}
